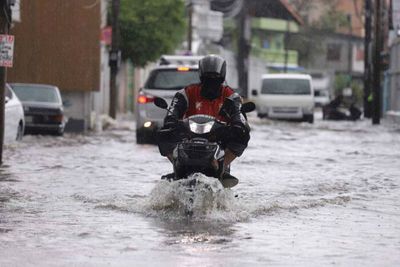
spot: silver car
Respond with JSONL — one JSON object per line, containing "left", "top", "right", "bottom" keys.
{"left": 135, "top": 55, "right": 202, "bottom": 144}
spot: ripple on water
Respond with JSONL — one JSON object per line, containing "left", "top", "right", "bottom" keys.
{"left": 72, "top": 173, "right": 355, "bottom": 225}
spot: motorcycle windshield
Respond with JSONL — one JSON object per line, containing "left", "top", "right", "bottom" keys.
{"left": 188, "top": 115, "right": 215, "bottom": 134}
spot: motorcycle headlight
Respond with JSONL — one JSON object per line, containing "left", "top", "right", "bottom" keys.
{"left": 189, "top": 120, "right": 214, "bottom": 134}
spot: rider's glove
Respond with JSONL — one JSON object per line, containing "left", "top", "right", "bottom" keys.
{"left": 229, "top": 120, "right": 249, "bottom": 142}
{"left": 219, "top": 96, "right": 241, "bottom": 120}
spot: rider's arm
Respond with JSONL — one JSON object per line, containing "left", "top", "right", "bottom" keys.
{"left": 164, "top": 89, "right": 188, "bottom": 125}
{"left": 158, "top": 89, "right": 189, "bottom": 158}
{"left": 223, "top": 93, "right": 250, "bottom": 157}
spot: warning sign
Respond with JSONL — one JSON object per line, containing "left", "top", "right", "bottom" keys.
{"left": 0, "top": 35, "right": 14, "bottom": 68}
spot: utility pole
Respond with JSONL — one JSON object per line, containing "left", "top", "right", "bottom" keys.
{"left": 347, "top": 14, "right": 353, "bottom": 86}
{"left": 372, "top": 0, "right": 382, "bottom": 124}
{"left": 0, "top": 0, "right": 11, "bottom": 165}
{"left": 109, "top": 0, "right": 120, "bottom": 119}
{"left": 237, "top": 1, "right": 250, "bottom": 98}
{"left": 187, "top": 1, "right": 193, "bottom": 52}
{"left": 364, "top": 0, "right": 372, "bottom": 118}
{"left": 283, "top": 20, "right": 290, "bottom": 73}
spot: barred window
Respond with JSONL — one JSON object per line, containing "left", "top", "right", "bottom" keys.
{"left": 327, "top": 43, "right": 342, "bottom": 61}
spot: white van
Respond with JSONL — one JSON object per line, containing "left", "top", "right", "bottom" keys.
{"left": 251, "top": 74, "right": 315, "bottom": 123}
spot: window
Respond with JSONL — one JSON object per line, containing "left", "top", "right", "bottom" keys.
{"left": 5, "top": 85, "right": 12, "bottom": 99}
{"left": 261, "top": 78, "right": 311, "bottom": 95}
{"left": 145, "top": 69, "right": 200, "bottom": 90}
{"left": 327, "top": 43, "right": 342, "bottom": 61}
{"left": 12, "top": 85, "right": 60, "bottom": 103}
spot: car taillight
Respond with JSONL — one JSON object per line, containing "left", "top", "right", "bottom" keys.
{"left": 137, "top": 93, "right": 154, "bottom": 104}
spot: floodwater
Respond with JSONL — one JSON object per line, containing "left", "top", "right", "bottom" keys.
{"left": 1, "top": 115, "right": 400, "bottom": 266}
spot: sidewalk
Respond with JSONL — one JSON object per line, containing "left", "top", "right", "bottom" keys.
{"left": 385, "top": 110, "right": 400, "bottom": 124}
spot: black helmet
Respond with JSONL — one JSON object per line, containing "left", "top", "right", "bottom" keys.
{"left": 199, "top": 55, "right": 226, "bottom": 100}
{"left": 199, "top": 54, "right": 226, "bottom": 82}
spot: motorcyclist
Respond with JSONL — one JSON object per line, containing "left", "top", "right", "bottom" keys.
{"left": 157, "top": 54, "right": 250, "bottom": 184}
{"left": 323, "top": 94, "right": 362, "bottom": 121}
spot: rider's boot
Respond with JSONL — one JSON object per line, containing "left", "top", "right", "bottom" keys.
{"left": 220, "top": 172, "right": 239, "bottom": 188}
{"left": 161, "top": 172, "right": 175, "bottom": 181}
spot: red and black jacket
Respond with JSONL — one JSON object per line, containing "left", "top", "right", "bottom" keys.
{"left": 168, "top": 83, "right": 237, "bottom": 122}
{"left": 161, "top": 83, "right": 250, "bottom": 157}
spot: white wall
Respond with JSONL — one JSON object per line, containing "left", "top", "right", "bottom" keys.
{"left": 389, "top": 38, "right": 400, "bottom": 111}
{"left": 222, "top": 49, "right": 267, "bottom": 97}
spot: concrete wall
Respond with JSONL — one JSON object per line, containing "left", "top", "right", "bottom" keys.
{"left": 9, "top": 0, "right": 110, "bottom": 132}
{"left": 9, "top": 0, "right": 101, "bottom": 92}
{"left": 62, "top": 92, "right": 92, "bottom": 132}
{"left": 63, "top": 0, "right": 110, "bottom": 132}
{"left": 307, "top": 34, "right": 364, "bottom": 77}
{"left": 388, "top": 38, "right": 400, "bottom": 112}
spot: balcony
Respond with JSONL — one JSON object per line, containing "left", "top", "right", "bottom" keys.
{"left": 251, "top": 18, "right": 299, "bottom": 33}
{"left": 251, "top": 46, "right": 298, "bottom": 65}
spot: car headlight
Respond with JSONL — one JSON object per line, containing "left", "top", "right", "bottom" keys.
{"left": 302, "top": 107, "right": 314, "bottom": 113}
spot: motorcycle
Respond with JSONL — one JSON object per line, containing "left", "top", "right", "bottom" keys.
{"left": 154, "top": 97, "right": 255, "bottom": 189}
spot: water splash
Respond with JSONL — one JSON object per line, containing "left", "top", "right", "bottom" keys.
{"left": 85, "top": 173, "right": 353, "bottom": 223}
{"left": 144, "top": 173, "right": 240, "bottom": 221}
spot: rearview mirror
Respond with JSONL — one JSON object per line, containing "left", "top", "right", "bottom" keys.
{"left": 241, "top": 102, "right": 256, "bottom": 113}
{"left": 63, "top": 99, "right": 72, "bottom": 107}
{"left": 154, "top": 97, "right": 168, "bottom": 110}
{"left": 5, "top": 96, "right": 10, "bottom": 104}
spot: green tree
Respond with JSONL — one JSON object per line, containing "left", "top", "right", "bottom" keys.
{"left": 119, "top": 0, "right": 186, "bottom": 66}
{"left": 334, "top": 74, "right": 363, "bottom": 105}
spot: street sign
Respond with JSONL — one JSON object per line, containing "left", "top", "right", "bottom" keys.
{"left": 0, "top": 35, "right": 14, "bottom": 67}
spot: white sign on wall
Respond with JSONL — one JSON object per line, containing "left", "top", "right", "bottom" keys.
{"left": 11, "top": 0, "right": 21, "bottom": 22}
{"left": 394, "top": 0, "right": 400, "bottom": 35}
{"left": 0, "top": 35, "right": 15, "bottom": 68}
{"left": 193, "top": 6, "right": 223, "bottom": 42}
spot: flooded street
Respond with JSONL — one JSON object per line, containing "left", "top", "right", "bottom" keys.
{"left": 1, "top": 115, "right": 400, "bottom": 266}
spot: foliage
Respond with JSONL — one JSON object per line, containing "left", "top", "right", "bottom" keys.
{"left": 334, "top": 74, "right": 350, "bottom": 95}
{"left": 334, "top": 74, "right": 363, "bottom": 105}
{"left": 119, "top": 0, "right": 186, "bottom": 66}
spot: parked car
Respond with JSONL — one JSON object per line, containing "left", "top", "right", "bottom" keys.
{"left": 10, "top": 83, "right": 66, "bottom": 136}
{"left": 135, "top": 55, "right": 203, "bottom": 144}
{"left": 251, "top": 74, "right": 315, "bottom": 123}
{"left": 4, "top": 84, "right": 25, "bottom": 143}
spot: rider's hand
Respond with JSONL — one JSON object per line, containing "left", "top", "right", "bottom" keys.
{"left": 163, "top": 115, "right": 178, "bottom": 130}
{"left": 230, "top": 122, "right": 247, "bottom": 139}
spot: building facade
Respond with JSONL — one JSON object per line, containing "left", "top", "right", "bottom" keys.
{"left": 8, "top": 0, "right": 110, "bottom": 132}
